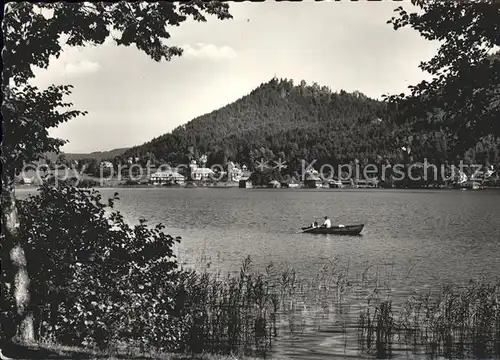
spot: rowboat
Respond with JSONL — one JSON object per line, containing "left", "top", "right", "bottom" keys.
{"left": 301, "top": 224, "right": 364, "bottom": 235}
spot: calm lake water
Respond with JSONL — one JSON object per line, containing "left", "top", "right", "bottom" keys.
{"left": 17, "top": 187, "right": 500, "bottom": 359}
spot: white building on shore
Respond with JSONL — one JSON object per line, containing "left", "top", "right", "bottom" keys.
{"left": 150, "top": 170, "right": 185, "bottom": 185}
{"left": 191, "top": 167, "right": 215, "bottom": 181}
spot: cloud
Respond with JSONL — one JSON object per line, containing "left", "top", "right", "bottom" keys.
{"left": 63, "top": 60, "right": 101, "bottom": 76}
{"left": 182, "top": 43, "right": 238, "bottom": 60}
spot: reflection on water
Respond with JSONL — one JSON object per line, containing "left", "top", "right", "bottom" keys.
{"left": 16, "top": 187, "right": 500, "bottom": 359}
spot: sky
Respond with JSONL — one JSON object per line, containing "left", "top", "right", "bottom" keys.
{"left": 30, "top": 1, "right": 439, "bottom": 154}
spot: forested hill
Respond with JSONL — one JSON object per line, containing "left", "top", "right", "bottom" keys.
{"left": 123, "top": 77, "right": 499, "bottom": 170}
{"left": 124, "top": 78, "right": 396, "bottom": 167}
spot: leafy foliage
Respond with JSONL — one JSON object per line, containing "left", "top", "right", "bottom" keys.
{"left": 17, "top": 183, "right": 182, "bottom": 350}
{"left": 386, "top": 0, "right": 500, "bottom": 155}
{"left": 3, "top": 2, "right": 232, "bottom": 86}
{"left": 1, "top": 85, "right": 85, "bottom": 180}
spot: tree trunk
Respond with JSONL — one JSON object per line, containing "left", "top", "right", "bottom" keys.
{"left": 1, "top": 181, "right": 33, "bottom": 346}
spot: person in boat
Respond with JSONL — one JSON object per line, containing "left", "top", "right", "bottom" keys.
{"left": 322, "top": 216, "right": 332, "bottom": 228}
{"left": 304, "top": 221, "right": 319, "bottom": 230}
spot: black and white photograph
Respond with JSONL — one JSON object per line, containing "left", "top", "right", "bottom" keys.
{"left": 2, "top": 1, "right": 500, "bottom": 359}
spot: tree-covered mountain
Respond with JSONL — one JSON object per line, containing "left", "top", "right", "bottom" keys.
{"left": 120, "top": 77, "right": 499, "bottom": 173}
{"left": 123, "top": 79, "right": 393, "bottom": 167}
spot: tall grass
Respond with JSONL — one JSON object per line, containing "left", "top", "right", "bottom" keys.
{"left": 357, "top": 280, "right": 500, "bottom": 359}
{"left": 30, "top": 246, "right": 500, "bottom": 359}
{"left": 174, "top": 257, "right": 275, "bottom": 356}
{"left": 172, "top": 255, "right": 354, "bottom": 357}
{"left": 185, "top": 253, "right": 500, "bottom": 359}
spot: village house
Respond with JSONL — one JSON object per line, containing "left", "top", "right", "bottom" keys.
{"left": 228, "top": 162, "right": 250, "bottom": 182}
{"left": 230, "top": 167, "right": 243, "bottom": 182}
{"left": 191, "top": 167, "right": 215, "bottom": 181}
{"left": 239, "top": 179, "right": 252, "bottom": 188}
{"left": 268, "top": 180, "right": 281, "bottom": 188}
{"left": 100, "top": 161, "right": 113, "bottom": 169}
{"left": 459, "top": 180, "right": 482, "bottom": 190}
{"left": 483, "top": 171, "right": 499, "bottom": 186}
{"left": 355, "top": 178, "right": 379, "bottom": 188}
{"left": 329, "top": 179, "right": 343, "bottom": 188}
{"left": 456, "top": 169, "right": 468, "bottom": 184}
{"left": 150, "top": 170, "right": 185, "bottom": 186}
{"left": 280, "top": 176, "right": 300, "bottom": 188}
{"left": 21, "top": 176, "right": 34, "bottom": 185}
{"left": 187, "top": 161, "right": 214, "bottom": 181}
{"left": 237, "top": 165, "right": 253, "bottom": 188}
{"left": 304, "top": 174, "right": 322, "bottom": 188}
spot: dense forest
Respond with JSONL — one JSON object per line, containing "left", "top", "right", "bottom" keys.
{"left": 118, "top": 78, "right": 499, "bottom": 174}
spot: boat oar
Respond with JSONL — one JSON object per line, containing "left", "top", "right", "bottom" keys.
{"left": 294, "top": 227, "right": 308, "bottom": 234}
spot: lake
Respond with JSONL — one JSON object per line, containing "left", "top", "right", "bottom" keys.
{"left": 16, "top": 187, "right": 500, "bottom": 359}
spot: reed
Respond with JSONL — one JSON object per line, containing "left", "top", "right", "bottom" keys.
{"left": 173, "top": 256, "right": 276, "bottom": 356}
{"left": 31, "top": 239, "right": 500, "bottom": 359}
{"left": 171, "top": 255, "right": 356, "bottom": 357}
{"left": 356, "top": 279, "right": 500, "bottom": 359}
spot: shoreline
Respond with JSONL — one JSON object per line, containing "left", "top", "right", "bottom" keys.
{"left": 15, "top": 184, "right": 500, "bottom": 191}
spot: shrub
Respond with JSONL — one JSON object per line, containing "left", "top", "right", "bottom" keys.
{"left": 17, "top": 183, "right": 182, "bottom": 350}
